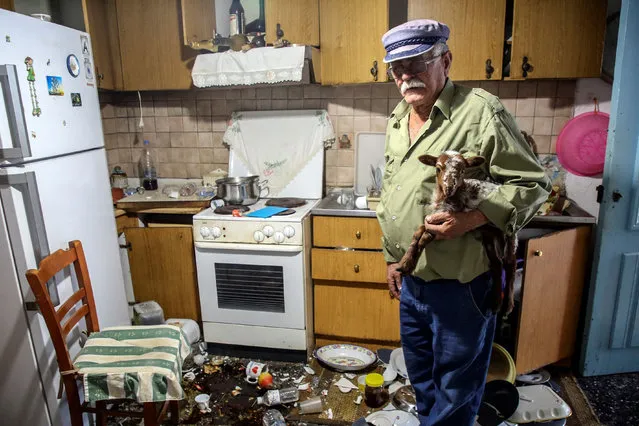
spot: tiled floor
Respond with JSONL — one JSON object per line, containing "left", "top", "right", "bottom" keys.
{"left": 577, "top": 372, "right": 639, "bottom": 426}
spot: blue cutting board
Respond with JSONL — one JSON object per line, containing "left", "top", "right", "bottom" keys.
{"left": 245, "top": 206, "right": 288, "bottom": 218}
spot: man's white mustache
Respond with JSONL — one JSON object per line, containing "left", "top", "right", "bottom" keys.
{"left": 401, "top": 79, "right": 426, "bottom": 95}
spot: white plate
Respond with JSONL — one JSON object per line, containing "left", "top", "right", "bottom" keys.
{"left": 314, "top": 344, "right": 377, "bottom": 372}
{"left": 508, "top": 385, "right": 572, "bottom": 423}
{"left": 366, "top": 410, "right": 419, "bottom": 426}
{"left": 390, "top": 348, "right": 408, "bottom": 378}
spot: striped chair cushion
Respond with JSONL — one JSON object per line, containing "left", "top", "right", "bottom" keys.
{"left": 74, "top": 325, "right": 191, "bottom": 403}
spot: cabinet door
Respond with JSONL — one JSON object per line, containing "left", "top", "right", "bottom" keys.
{"left": 408, "top": 0, "right": 506, "bottom": 81}
{"left": 0, "top": 0, "right": 14, "bottom": 11}
{"left": 116, "top": 0, "right": 197, "bottom": 90}
{"left": 515, "top": 226, "right": 590, "bottom": 374}
{"left": 314, "top": 279, "right": 401, "bottom": 342}
{"left": 312, "top": 249, "right": 387, "bottom": 283}
{"left": 313, "top": 216, "right": 383, "bottom": 249}
{"left": 319, "top": 0, "right": 388, "bottom": 84}
{"left": 82, "top": 0, "right": 123, "bottom": 90}
{"left": 181, "top": 0, "right": 216, "bottom": 45}
{"left": 510, "top": 0, "right": 606, "bottom": 79}
{"left": 125, "top": 227, "right": 201, "bottom": 321}
{"left": 265, "top": 0, "right": 319, "bottom": 46}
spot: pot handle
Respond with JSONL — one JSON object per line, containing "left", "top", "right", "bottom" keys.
{"left": 259, "top": 179, "right": 270, "bottom": 198}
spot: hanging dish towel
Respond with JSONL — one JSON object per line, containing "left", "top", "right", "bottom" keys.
{"left": 223, "top": 110, "right": 335, "bottom": 196}
{"left": 191, "top": 46, "right": 306, "bottom": 88}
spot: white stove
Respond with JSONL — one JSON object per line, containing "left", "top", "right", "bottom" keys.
{"left": 193, "top": 110, "right": 333, "bottom": 357}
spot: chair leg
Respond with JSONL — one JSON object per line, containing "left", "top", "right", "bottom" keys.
{"left": 64, "top": 377, "right": 84, "bottom": 426}
{"left": 169, "top": 400, "right": 180, "bottom": 425}
{"left": 95, "top": 401, "right": 107, "bottom": 426}
{"left": 143, "top": 402, "right": 159, "bottom": 426}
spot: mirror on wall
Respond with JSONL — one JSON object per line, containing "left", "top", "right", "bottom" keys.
{"left": 214, "top": 0, "right": 263, "bottom": 37}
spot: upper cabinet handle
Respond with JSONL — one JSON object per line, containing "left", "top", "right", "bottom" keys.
{"left": 355, "top": 231, "right": 362, "bottom": 239}
{"left": 0, "top": 65, "right": 31, "bottom": 161}
{"left": 485, "top": 59, "right": 494, "bottom": 79}
{"left": 522, "top": 56, "right": 534, "bottom": 78}
{"left": 370, "top": 60, "right": 378, "bottom": 81}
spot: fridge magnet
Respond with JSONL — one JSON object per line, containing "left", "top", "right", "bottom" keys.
{"left": 70, "top": 93, "right": 82, "bottom": 107}
{"left": 46, "top": 59, "right": 50, "bottom": 66}
{"left": 24, "top": 57, "right": 41, "bottom": 116}
{"left": 5, "top": 35, "right": 10, "bottom": 43}
{"left": 84, "top": 57, "right": 94, "bottom": 82}
{"left": 80, "top": 34, "right": 90, "bottom": 56}
{"left": 66, "top": 54, "right": 80, "bottom": 77}
{"left": 46, "top": 76, "right": 64, "bottom": 96}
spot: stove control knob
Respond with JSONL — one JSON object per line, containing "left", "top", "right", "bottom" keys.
{"left": 262, "top": 225, "right": 274, "bottom": 237}
{"left": 211, "top": 227, "right": 222, "bottom": 239}
{"left": 200, "top": 226, "right": 211, "bottom": 238}
{"left": 273, "top": 231, "right": 285, "bottom": 244}
{"left": 254, "top": 230, "right": 265, "bottom": 242}
{"left": 283, "top": 226, "right": 295, "bottom": 238}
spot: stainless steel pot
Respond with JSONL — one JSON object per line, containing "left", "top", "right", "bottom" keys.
{"left": 215, "top": 176, "right": 269, "bottom": 206}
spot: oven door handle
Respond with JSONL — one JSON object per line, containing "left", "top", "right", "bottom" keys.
{"left": 194, "top": 241, "right": 303, "bottom": 253}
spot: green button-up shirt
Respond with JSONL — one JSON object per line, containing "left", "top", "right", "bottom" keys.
{"left": 377, "top": 80, "right": 551, "bottom": 283}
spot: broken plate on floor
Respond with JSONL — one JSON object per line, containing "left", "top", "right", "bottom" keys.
{"left": 508, "top": 385, "right": 572, "bottom": 424}
{"left": 390, "top": 348, "right": 408, "bottom": 378}
{"left": 516, "top": 369, "right": 551, "bottom": 385}
{"left": 366, "top": 409, "right": 419, "bottom": 426}
{"left": 314, "top": 344, "right": 377, "bottom": 372}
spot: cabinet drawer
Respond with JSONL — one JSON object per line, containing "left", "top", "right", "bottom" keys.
{"left": 312, "top": 248, "right": 386, "bottom": 283}
{"left": 313, "top": 216, "right": 383, "bottom": 249}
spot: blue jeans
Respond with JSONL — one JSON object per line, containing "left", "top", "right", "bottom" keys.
{"left": 400, "top": 273, "right": 496, "bottom": 426}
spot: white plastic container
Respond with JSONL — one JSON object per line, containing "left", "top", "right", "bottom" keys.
{"left": 166, "top": 318, "right": 201, "bottom": 344}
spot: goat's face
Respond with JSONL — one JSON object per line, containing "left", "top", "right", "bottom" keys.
{"left": 419, "top": 152, "right": 486, "bottom": 198}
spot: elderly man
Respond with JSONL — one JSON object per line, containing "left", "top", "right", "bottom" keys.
{"left": 376, "top": 20, "right": 551, "bottom": 425}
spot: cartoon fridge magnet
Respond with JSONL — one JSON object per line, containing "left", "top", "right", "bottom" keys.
{"left": 84, "top": 57, "right": 94, "bottom": 82}
{"left": 46, "top": 76, "right": 64, "bottom": 96}
{"left": 66, "top": 54, "right": 80, "bottom": 77}
{"left": 80, "top": 35, "right": 90, "bottom": 57}
{"left": 24, "top": 57, "right": 41, "bottom": 116}
{"left": 70, "top": 93, "right": 82, "bottom": 107}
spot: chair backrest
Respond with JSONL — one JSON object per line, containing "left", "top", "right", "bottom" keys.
{"left": 25, "top": 240, "right": 100, "bottom": 373}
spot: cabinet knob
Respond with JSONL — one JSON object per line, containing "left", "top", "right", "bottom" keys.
{"left": 354, "top": 264, "right": 360, "bottom": 273}
{"left": 370, "top": 60, "right": 378, "bottom": 82}
{"left": 485, "top": 59, "right": 494, "bottom": 79}
{"left": 534, "top": 250, "right": 543, "bottom": 257}
{"left": 522, "top": 56, "right": 534, "bottom": 78}
{"left": 355, "top": 230, "right": 361, "bottom": 239}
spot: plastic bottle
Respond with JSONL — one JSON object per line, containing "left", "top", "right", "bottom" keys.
{"left": 262, "top": 409, "right": 286, "bottom": 426}
{"left": 140, "top": 139, "right": 158, "bottom": 190}
{"left": 257, "top": 387, "right": 299, "bottom": 406}
{"left": 229, "top": 0, "right": 245, "bottom": 36}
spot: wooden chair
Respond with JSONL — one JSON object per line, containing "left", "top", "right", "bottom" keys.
{"left": 25, "top": 240, "right": 180, "bottom": 426}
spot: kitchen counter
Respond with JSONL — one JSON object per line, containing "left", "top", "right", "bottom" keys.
{"left": 312, "top": 196, "right": 597, "bottom": 225}
{"left": 116, "top": 190, "right": 213, "bottom": 213}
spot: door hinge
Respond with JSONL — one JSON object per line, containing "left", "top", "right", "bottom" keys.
{"left": 596, "top": 185, "right": 604, "bottom": 203}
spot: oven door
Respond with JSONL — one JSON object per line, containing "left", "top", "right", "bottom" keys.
{"left": 195, "top": 242, "right": 306, "bottom": 329}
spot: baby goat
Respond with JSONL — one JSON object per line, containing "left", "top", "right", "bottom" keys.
{"left": 396, "top": 151, "right": 517, "bottom": 315}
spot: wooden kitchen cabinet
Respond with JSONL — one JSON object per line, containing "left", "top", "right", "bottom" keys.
{"left": 312, "top": 216, "right": 400, "bottom": 350}
{"left": 408, "top": 0, "right": 507, "bottom": 81}
{"left": 0, "top": 0, "right": 14, "bottom": 11}
{"left": 265, "top": 0, "right": 320, "bottom": 46}
{"left": 319, "top": 0, "right": 389, "bottom": 85}
{"left": 509, "top": 0, "right": 606, "bottom": 79}
{"left": 181, "top": 0, "right": 216, "bottom": 46}
{"left": 125, "top": 226, "right": 201, "bottom": 321}
{"left": 82, "top": 0, "right": 123, "bottom": 90}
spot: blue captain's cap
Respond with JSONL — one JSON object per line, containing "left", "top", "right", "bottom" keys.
{"left": 382, "top": 19, "right": 450, "bottom": 63}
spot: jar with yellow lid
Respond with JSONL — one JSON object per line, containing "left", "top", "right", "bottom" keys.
{"left": 364, "top": 373, "right": 388, "bottom": 408}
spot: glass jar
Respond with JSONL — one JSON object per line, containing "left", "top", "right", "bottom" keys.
{"left": 364, "top": 373, "right": 388, "bottom": 408}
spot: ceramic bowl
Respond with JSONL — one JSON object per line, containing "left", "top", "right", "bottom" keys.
{"left": 314, "top": 344, "right": 377, "bottom": 372}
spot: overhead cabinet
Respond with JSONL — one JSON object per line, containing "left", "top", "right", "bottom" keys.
{"left": 265, "top": 0, "right": 320, "bottom": 46}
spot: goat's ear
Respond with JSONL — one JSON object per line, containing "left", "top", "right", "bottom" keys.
{"left": 418, "top": 155, "right": 438, "bottom": 166}
{"left": 465, "top": 156, "right": 485, "bottom": 167}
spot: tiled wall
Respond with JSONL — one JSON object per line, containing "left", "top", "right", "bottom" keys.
{"left": 100, "top": 79, "right": 575, "bottom": 189}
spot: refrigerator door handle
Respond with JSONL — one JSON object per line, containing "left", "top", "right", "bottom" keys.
{"left": 0, "top": 172, "right": 59, "bottom": 306}
{"left": 0, "top": 64, "right": 31, "bottom": 161}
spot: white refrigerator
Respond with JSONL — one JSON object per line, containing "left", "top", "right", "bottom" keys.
{"left": 0, "top": 10, "right": 130, "bottom": 426}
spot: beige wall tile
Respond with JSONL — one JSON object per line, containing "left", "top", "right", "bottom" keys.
{"left": 336, "top": 166, "right": 354, "bottom": 185}
{"left": 170, "top": 133, "right": 184, "bottom": 147}
{"left": 167, "top": 100, "right": 182, "bottom": 116}
{"left": 115, "top": 118, "right": 128, "bottom": 133}
{"left": 304, "top": 85, "right": 321, "bottom": 99}
{"left": 117, "top": 148, "right": 132, "bottom": 163}
{"left": 154, "top": 100, "right": 168, "bottom": 116}
{"left": 115, "top": 104, "right": 128, "bottom": 118}
{"left": 272, "top": 87, "right": 287, "bottom": 99}
{"left": 197, "top": 132, "right": 213, "bottom": 148}
{"left": 552, "top": 116, "right": 570, "bottom": 135}
{"left": 326, "top": 149, "right": 338, "bottom": 167}
{"left": 272, "top": 99, "right": 287, "bottom": 109}
{"left": 371, "top": 99, "right": 387, "bottom": 117}
{"left": 157, "top": 148, "right": 171, "bottom": 163}
{"left": 155, "top": 117, "right": 170, "bottom": 132}
{"left": 226, "top": 100, "right": 242, "bottom": 115}
{"left": 557, "top": 80, "right": 576, "bottom": 97}
{"left": 515, "top": 99, "right": 535, "bottom": 117}
{"left": 213, "top": 132, "right": 225, "bottom": 148}
{"left": 256, "top": 87, "right": 272, "bottom": 99}
{"left": 371, "top": 84, "right": 388, "bottom": 99}
{"left": 106, "top": 149, "right": 118, "bottom": 164}
{"left": 533, "top": 135, "right": 551, "bottom": 153}
{"left": 337, "top": 149, "right": 354, "bottom": 167}
{"left": 288, "top": 86, "right": 303, "bottom": 99}
{"left": 550, "top": 135, "right": 558, "bottom": 153}
{"left": 533, "top": 117, "right": 553, "bottom": 135}
{"left": 327, "top": 102, "right": 339, "bottom": 116}
{"left": 534, "top": 98, "right": 555, "bottom": 117}
{"left": 211, "top": 99, "right": 226, "bottom": 115}
{"left": 554, "top": 98, "right": 574, "bottom": 117}
{"left": 183, "top": 132, "right": 198, "bottom": 147}
{"left": 287, "top": 99, "right": 303, "bottom": 109}
{"left": 256, "top": 99, "right": 272, "bottom": 110}
{"left": 354, "top": 85, "right": 371, "bottom": 98}
{"left": 537, "top": 81, "right": 557, "bottom": 98}
{"left": 118, "top": 133, "right": 132, "bottom": 148}
{"left": 101, "top": 104, "right": 115, "bottom": 119}
{"left": 516, "top": 117, "right": 534, "bottom": 134}
{"left": 104, "top": 134, "right": 118, "bottom": 149}
{"left": 199, "top": 148, "right": 214, "bottom": 163}
{"left": 303, "top": 99, "right": 320, "bottom": 109}
{"left": 371, "top": 116, "right": 388, "bottom": 132}
{"left": 354, "top": 99, "right": 371, "bottom": 116}
{"left": 320, "top": 86, "right": 335, "bottom": 99}
{"left": 197, "top": 100, "right": 212, "bottom": 116}
{"left": 226, "top": 89, "right": 241, "bottom": 99}
{"left": 336, "top": 116, "right": 354, "bottom": 134}
{"left": 183, "top": 115, "right": 198, "bottom": 132}
{"left": 168, "top": 116, "right": 183, "bottom": 132}
{"left": 181, "top": 100, "right": 196, "bottom": 116}
{"left": 335, "top": 86, "right": 354, "bottom": 99}
{"left": 197, "top": 116, "right": 212, "bottom": 132}
{"left": 142, "top": 117, "right": 156, "bottom": 132}
{"left": 120, "top": 163, "right": 135, "bottom": 177}
{"left": 209, "top": 89, "right": 226, "bottom": 99}
{"left": 498, "top": 82, "right": 518, "bottom": 99}
{"left": 199, "top": 163, "right": 216, "bottom": 175}
{"left": 156, "top": 133, "right": 171, "bottom": 147}
{"left": 196, "top": 91, "right": 213, "bottom": 99}
{"left": 501, "top": 99, "right": 516, "bottom": 115}
{"left": 518, "top": 81, "right": 537, "bottom": 98}
{"left": 242, "top": 88, "right": 256, "bottom": 99}
{"left": 336, "top": 99, "right": 354, "bottom": 115}
{"left": 354, "top": 116, "right": 371, "bottom": 133}
{"left": 213, "top": 148, "right": 230, "bottom": 163}
{"left": 212, "top": 116, "right": 228, "bottom": 132}
{"left": 325, "top": 166, "right": 337, "bottom": 185}
{"left": 186, "top": 163, "right": 200, "bottom": 178}
{"left": 480, "top": 81, "right": 499, "bottom": 96}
